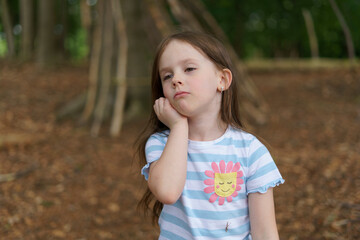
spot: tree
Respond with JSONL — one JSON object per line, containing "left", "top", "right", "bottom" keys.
{"left": 302, "top": 8, "right": 319, "bottom": 59}
{"left": 328, "top": 0, "right": 355, "bottom": 60}
{"left": 58, "top": 0, "right": 270, "bottom": 136}
{"left": 110, "top": 0, "right": 128, "bottom": 136}
{"left": 36, "top": 0, "right": 56, "bottom": 68}
{"left": 20, "top": 0, "right": 34, "bottom": 60}
{"left": 0, "top": 0, "right": 15, "bottom": 58}
{"left": 80, "top": 0, "right": 130, "bottom": 137}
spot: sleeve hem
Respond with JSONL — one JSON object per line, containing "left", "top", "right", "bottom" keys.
{"left": 247, "top": 178, "right": 285, "bottom": 195}
{"left": 141, "top": 162, "right": 151, "bottom": 181}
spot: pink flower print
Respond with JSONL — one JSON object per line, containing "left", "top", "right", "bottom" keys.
{"left": 204, "top": 160, "right": 244, "bottom": 205}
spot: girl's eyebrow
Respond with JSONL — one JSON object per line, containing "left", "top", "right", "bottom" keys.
{"left": 159, "top": 58, "right": 199, "bottom": 74}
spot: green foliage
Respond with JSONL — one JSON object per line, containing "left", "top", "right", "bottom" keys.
{"left": 0, "top": 24, "right": 5, "bottom": 56}
{"left": 203, "top": 0, "right": 360, "bottom": 59}
{"left": 65, "top": 28, "right": 89, "bottom": 60}
{"left": 0, "top": 38, "right": 7, "bottom": 57}
{"left": 64, "top": 0, "right": 88, "bottom": 60}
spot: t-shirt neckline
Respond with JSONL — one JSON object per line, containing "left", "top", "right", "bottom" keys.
{"left": 188, "top": 126, "right": 231, "bottom": 148}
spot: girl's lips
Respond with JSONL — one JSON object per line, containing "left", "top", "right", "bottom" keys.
{"left": 174, "top": 91, "right": 189, "bottom": 99}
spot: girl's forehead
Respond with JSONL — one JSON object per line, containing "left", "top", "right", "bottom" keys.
{"left": 164, "top": 40, "right": 200, "bottom": 55}
{"left": 159, "top": 40, "right": 208, "bottom": 66}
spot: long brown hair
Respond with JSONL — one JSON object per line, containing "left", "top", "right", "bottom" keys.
{"left": 135, "top": 31, "right": 244, "bottom": 224}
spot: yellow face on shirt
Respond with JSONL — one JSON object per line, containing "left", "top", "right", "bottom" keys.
{"left": 214, "top": 172, "right": 237, "bottom": 197}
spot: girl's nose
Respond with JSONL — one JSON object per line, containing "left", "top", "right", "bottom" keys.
{"left": 172, "top": 76, "right": 183, "bottom": 87}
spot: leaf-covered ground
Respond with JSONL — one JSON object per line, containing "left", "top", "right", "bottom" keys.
{"left": 0, "top": 62, "right": 359, "bottom": 239}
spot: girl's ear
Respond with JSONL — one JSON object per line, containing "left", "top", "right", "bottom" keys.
{"left": 217, "top": 68, "right": 232, "bottom": 92}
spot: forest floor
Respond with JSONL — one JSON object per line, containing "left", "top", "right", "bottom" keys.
{"left": 0, "top": 62, "right": 359, "bottom": 239}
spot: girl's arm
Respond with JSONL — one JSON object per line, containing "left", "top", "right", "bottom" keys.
{"left": 148, "top": 98, "right": 188, "bottom": 205}
{"left": 248, "top": 188, "right": 280, "bottom": 240}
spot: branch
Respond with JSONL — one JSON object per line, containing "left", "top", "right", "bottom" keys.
{"left": 328, "top": 0, "right": 355, "bottom": 59}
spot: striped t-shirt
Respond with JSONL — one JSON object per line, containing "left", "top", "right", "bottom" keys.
{"left": 142, "top": 126, "right": 284, "bottom": 240}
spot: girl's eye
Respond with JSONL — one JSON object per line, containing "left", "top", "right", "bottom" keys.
{"left": 185, "top": 67, "right": 196, "bottom": 72}
{"left": 163, "top": 74, "right": 173, "bottom": 81}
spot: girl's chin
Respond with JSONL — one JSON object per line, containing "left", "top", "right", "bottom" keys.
{"left": 174, "top": 106, "right": 191, "bottom": 117}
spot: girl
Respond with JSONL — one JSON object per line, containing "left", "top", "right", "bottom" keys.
{"left": 136, "top": 31, "right": 284, "bottom": 240}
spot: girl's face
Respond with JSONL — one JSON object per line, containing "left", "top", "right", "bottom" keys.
{"left": 158, "top": 40, "right": 224, "bottom": 118}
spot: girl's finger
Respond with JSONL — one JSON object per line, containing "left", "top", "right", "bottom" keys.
{"left": 153, "top": 99, "right": 160, "bottom": 115}
{"left": 157, "top": 98, "right": 163, "bottom": 114}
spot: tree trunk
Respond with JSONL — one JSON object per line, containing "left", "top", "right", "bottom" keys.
{"left": 91, "top": 1, "right": 114, "bottom": 137}
{"left": 143, "top": 0, "right": 174, "bottom": 46}
{"left": 20, "top": 0, "right": 34, "bottom": 60}
{"left": 328, "top": 0, "right": 355, "bottom": 59}
{"left": 166, "top": 0, "right": 203, "bottom": 31}
{"left": 302, "top": 9, "right": 319, "bottom": 59}
{"left": 55, "top": 0, "right": 67, "bottom": 60}
{"left": 80, "top": 1, "right": 104, "bottom": 124}
{"left": 0, "top": 0, "right": 15, "bottom": 58}
{"left": 110, "top": 0, "right": 128, "bottom": 137}
{"left": 36, "top": 0, "right": 56, "bottom": 69}
{"left": 80, "top": 0, "right": 92, "bottom": 59}
{"left": 122, "top": 0, "right": 152, "bottom": 120}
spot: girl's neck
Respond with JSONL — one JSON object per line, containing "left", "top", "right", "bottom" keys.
{"left": 187, "top": 114, "right": 227, "bottom": 141}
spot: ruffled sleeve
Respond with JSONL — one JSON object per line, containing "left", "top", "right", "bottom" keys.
{"left": 245, "top": 136, "right": 284, "bottom": 195}
{"left": 141, "top": 132, "right": 167, "bottom": 180}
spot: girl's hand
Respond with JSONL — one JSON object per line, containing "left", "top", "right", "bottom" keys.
{"left": 154, "top": 97, "right": 187, "bottom": 129}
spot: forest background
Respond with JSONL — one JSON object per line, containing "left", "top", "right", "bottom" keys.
{"left": 0, "top": 0, "right": 359, "bottom": 239}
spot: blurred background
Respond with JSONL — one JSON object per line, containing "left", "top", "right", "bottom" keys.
{"left": 0, "top": 0, "right": 359, "bottom": 239}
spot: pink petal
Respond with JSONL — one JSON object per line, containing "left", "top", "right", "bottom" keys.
{"left": 237, "top": 178, "right": 244, "bottom": 184}
{"left": 205, "top": 170, "right": 215, "bottom": 178}
{"left": 236, "top": 185, "right": 242, "bottom": 191}
{"left": 226, "top": 161, "right": 233, "bottom": 173}
{"left": 218, "top": 197, "right": 225, "bottom": 205}
{"left": 237, "top": 171, "right": 243, "bottom": 177}
{"left": 219, "top": 160, "right": 226, "bottom": 173}
{"left": 232, "top": 191, "right": 238, "bottom": 197}
{"left": 227, "top": 196, "right": 233, "bottom": 202}
{"left": 204, "top": 186, "right": 215, "bottom": 193}
{"left": 204, "top": 179, "right": 214, "bottom": 185}
{"left": 211, "top": 162, "right": 220, "bottom": 173}
{"left": 232, "top": 162, "right": 240, "bottom": 172}
{"left": 209, "top": 193, "right": 218, "bottom": 203}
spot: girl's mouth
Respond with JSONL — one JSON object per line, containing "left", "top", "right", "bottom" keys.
{"left": 174, "top": 91, "right": 189, "bottom": 99}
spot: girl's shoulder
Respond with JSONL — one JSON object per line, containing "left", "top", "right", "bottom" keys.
{"left": 228, "top": 126, "right": 257, "bottom": 141}
{"left": 146, "top": 130, "right": 170, "bottom": 146}
{"left": 227, "top": 126, "right": 269, "bottom": 152}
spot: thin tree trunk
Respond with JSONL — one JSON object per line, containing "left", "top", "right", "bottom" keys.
{"left": 80, "top": 1, "right": 104, "bottom": 124}
{"left": 80, "top": 0, "right": 92, "bottom": 59}
{"left": 0, "top": 0, "right": 15, "bottom": 58}
{"left": 166, "top": 0, "right": 203, "bottom": 31}
{"left": 110, "top": 0, "right": 128, "bottom": 137}
{"left": 36, "top": 0, "right": 56, "bottom": 68}
{"left": 91, "top": 1, "right": 114, "bottom": 137}
{"left": 302, "top": 9, "right": 319, "bottom": 59}
{"left": 144, "top": 0, "right": 174, "bottom": 44}
{"left": 328, "top": 0, "right": 355, "bottom": 59}
{"left": 56, "top": 0, "right": 67, "bottom": 60}
{"left": 20, "top": 0, "right": 34, "bottom": 60}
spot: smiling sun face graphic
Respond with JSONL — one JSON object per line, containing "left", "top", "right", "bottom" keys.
{"left": 204, "top": 160, "right": 244, "bottom": 205}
